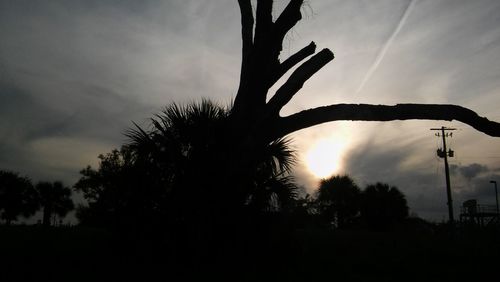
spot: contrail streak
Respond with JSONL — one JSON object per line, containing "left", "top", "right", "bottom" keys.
{"left": 356, "top": 0, "right": 417, "bottom": 94}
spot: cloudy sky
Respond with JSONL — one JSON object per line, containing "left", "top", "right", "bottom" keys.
{"left": 1, "top": 0, "right": 500, "bottom": 221}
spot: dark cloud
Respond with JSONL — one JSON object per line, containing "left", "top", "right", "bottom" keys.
{"left": 341, "top": 136, "right": 441, "bottom": 220}
{"left": 454, "top": 172, "right": 500, "bottom": 206}
{"left": 450, "top": 163, "right": 489, "bottom": 180}
{"left": 0, "top": 74, "right": 154, "bottom": 186}
{"left": 344, "top": 142, "right": 408, "bottom": 182}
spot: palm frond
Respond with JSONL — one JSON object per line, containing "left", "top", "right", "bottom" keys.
{"left": 262, "top": 138, "right": 296, "bottom": 175}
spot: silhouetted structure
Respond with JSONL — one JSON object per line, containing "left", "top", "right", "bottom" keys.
{"left": 460, "top": 199, "right": 499, "bottom": 227}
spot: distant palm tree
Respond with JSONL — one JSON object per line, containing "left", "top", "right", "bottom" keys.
{"left": 315, "top": 175, "right": 361, "bottom": 228}
{"left": 361, "top": 182, "right": 409, "bottom": 229}
{"left": 35, "top": 181, "right": 74, "bottom": 226}
{"left": 0, "top": 170, "right": 38, "bottom": 225}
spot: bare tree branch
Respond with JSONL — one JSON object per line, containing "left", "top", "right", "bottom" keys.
{"left": 233, "top": 1, "right": 500, "bottom": 141}
{"left": 269, "top": 104, "right": 500, "bottom": 139}
{"left": 266, "top": 48, "right": 334, "bottom": 116}
{"left": 274, "top": 0, "right": 304, "bottom": 42}
{"left": 269, "top": 41, "right": 316, "bottom": 87}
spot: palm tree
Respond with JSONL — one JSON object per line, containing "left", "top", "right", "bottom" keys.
{"left": 122, "top": 100, "right": 301, "bottom": 268}
{"left": 35, "top": 181, "right": 74, "bottom": 226}
{"left": 360, "top": 182, "right": 409, "bottom": 229}
{"left": 76, "top": 99, "right": 299, "bottom": 228}
{"left": 126, "top": 99, "right": 298, "bottom": 215}
{"left": 315, "top": 175, "right": 361, "bottom": 228}
{"left": 0, "top": 170, "right": 38, "bottom": 225}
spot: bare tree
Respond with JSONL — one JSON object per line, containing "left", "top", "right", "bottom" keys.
{"left": 231, "top": 0, "right": 500, "bottom": 143}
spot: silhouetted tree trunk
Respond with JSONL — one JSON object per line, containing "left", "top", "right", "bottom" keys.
{"left": 42, "top": 203, "right": 53, "bottom": 227}
{"left": 231, "top": 0, "right": 500, "bottom": 142}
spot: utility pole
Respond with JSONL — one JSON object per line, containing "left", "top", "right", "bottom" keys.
{"left": 431, "top": 126, "right": 456, "bottom": 224}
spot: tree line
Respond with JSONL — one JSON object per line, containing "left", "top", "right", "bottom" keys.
{"left": 0, "top": 101, "right": 409, "bottom": 233}
{"left": 0, "top": 100, "right": 413, "bottom": 277}
{"left": 314, "top": 175, "right": 409, "bottom": 230}
{"left": 69, "top": 101, "right": 414, "bottom": 274}
{"left": 70, "top": 101, "right": 409, "bottom": 230}
{"left": 0, "top": 170, "right": 73, "bottom": 226}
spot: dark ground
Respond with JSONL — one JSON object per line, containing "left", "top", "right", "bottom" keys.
{"left": 0, "top": 223, "right": 499, "bottom": 281}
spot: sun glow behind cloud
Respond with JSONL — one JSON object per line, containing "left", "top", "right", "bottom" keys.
{"left": 305, "top": 133, "right": 350, "bottom": 179}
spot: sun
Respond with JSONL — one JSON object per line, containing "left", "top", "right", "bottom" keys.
{"left": 305, "top": 136, "right": 349, "bottom": 179}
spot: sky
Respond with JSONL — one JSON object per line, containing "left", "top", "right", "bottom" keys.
{"left": 1, "top": 0, "right": 500, "bottom": 222}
